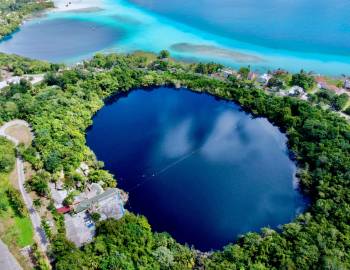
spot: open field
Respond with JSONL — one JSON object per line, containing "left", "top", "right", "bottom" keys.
{"left": 0, "top": 123, "right": 35, "bottom": 270}
{"left": 5, "top": 125, "right": 33, "bottom": 147}
{"left": 0, "top": 172, "right": 34, "bottom": 270}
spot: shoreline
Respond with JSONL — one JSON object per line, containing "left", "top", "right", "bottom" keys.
{"left": 0, "top": 0, "right": 348, "bottom": 75}
{"left": 52, "top": 0, "right": 105, "bottom": 13}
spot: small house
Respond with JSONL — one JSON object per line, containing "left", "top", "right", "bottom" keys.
{"left": 248, "top": 72, "right": 257, "bottom": 81}
{"left": 57, "top": 206, "right": 71, "bottom": 214}
{"left": 221, "top": 68, "right": 236, "bottom": 78}
{"left": 257, "top": 73, "right": 272, "bottom": 85}
{"left": 288, "top": 86, "right": 304, "bottom": 97}
{"left": 344, "top": 79, "right": 350, "bottom": 90}
{"left": 74, "top": 188, "right": 125, "bottom": 220}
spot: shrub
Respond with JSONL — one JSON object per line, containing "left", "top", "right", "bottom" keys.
{"left": 0, "top": 137, "right": 15, "bottom": 173}
{"left": 6, "top": 187, "right": 26, "bottom": 217}
{"left": 91, "top": 212, "right": 101, "bottom": 223}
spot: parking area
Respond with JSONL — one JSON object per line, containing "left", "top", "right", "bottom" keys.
{"left": 64, "top": 212, "right": 95, "bottom": 247}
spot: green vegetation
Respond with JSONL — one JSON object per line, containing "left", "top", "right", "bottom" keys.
{"left": 0, "top": 0, "right": 53, "bottom": 40}
{"left": 6, "top": 187, "right": 26, "bottom": 217}
{"left": 62, "top": 192, "right": 74, "bottom": 207}
{"left": 290, "top": 70, "right": 316, "bottom": 91}
{"left": 0, "top": 52, "right": 350, "bottom": 269}
{"left": 267, "top": 71, "right": 291, "bottom": 90}
{"left": 0, "top": 52, "right": 60, "bottom": 76}
{"left": 0, "top": 136, "right": 15, "bottom": 172}
{"left": 266, "top": 76, "right": 285, "bottom": 89}
{"left": 0, "top": 137, "right": 33, "bottom": 252}
{"left": 194, "top": 62, "right": 223, "bottom": 75}
{"left": 310, "top": 89, "right": 350, "bottom": 111}
{"left": 238, "top": 66, "right": 250, "bottom": 79}
{"left": 47, "top": 201, "right": 66, "bottom": 234}
{"left": 158, "top": 49, "right": 170, "bottom": 59}
{"left": 89, "top": 169, "right": 115, "bottom": 187}
{"left": 31, "top": 243, "right": 51, "bottom": 270}
{"left": 53, "top": 214, "right": 195, "bottom": 270}
{"left": 25, "top": 171, "right": 50, "bottom": 197}
{"left": 41, "top": 218, "right": 52, "bottom": 240}
{"left": 14, "top": 216, "right": 33, "bottom": 246}
{"left": 90, "top": 212, "right": 101, "bottom": 223}
{"left": 344, "top": 106, "right": 350, "bottom": 116}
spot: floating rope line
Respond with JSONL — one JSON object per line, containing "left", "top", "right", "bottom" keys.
{"left": 128, "top": 148, "right": 200, "bottom": 191}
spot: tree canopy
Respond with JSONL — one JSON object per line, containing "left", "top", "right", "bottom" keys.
{"left": 0, "top": 53, "right": 350, "bottom": 269}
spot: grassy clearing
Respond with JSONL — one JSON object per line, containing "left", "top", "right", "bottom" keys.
{"left": 346, "top": 98, "right": 350, "bottom": 109}
{"left": 0, "top": 136, "right": 34, "bottom": 269}
{"left": 14, "top": 217, "right": 34, "bottom": 247}
{"left": 5, "top": 124, "right": 33, "bottom": 147}
{"left": 0, "top": 173, "right": 34, "bottom": 248}
{"left": 131, "top": 51, "right": 158, "bottom": 62}
{"left": 324, "top": 76, "right": 343, "bottom": 88}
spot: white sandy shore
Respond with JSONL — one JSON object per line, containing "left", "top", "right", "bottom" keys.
{"left": 53, "top": 0, "right": 105, "bottom": 12}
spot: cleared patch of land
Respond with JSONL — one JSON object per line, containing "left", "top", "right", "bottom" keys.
{"left": 4, "top": 125, "right": 33, "bottom": 147}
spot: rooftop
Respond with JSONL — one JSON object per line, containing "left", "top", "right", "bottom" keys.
{"left": 74, "top": 188, "right": 120, "bottom": 214}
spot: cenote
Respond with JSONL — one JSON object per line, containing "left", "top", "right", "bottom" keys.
{"left": 86, "top": 87, "right": 306, "bottom": 250}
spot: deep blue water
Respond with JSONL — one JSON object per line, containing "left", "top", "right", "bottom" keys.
{"left": 86, "top": 87, "right": 306, "bottom": 250}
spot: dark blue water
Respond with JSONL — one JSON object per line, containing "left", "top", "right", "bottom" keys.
{"left": 129, "top": 0, "right": 350, "bottom": 56}
{"left": 86, "top": 87, "right": 305, "bottom": 250}
{"left": 0, "top": 18, "right": 123, "bottom": 62}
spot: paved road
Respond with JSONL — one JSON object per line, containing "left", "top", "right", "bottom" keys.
{"left": 16, "top": 158, "right": 49, "bottom": 251}
{"left": 0, "top": 120, "right": 49, "bottom": 252}
{"left": 0, "top": 240, "right": 22, "bottom": 270}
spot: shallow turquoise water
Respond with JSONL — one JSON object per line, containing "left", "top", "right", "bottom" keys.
{"left": 130, "top": 0, "right": 350, "bottom": 56}
{"left": 1, "top": 0, "right": 350, "bottom": 74}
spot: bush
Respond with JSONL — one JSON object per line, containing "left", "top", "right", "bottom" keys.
{"left": 26, "top": 171, "right": 50, "bottom": 197}
{"left": 62, "top": 192, "right": 75, "bottom": 207}
{"left": 238, "top": 66, "right": 250, "bottom": 79}
{"left": 41, "top": 218, "right": 52, "bottom": 239}
{"left": 89, "top": 169, "right": 116, "bottom": 187}
{"left": 90, "top": 212, "right": 101, "bottom": 222}
{"left": 6, "top": 187, "right": 26, "bottom": 217}
{"left": 344, "top": 106, "right": 350, "bottom": 116}
{"left": 0, "top": 193, "right": 8, "bottom": 212}
{"left": 194, "top": 62, "right": 223, "bottom": 75}
{"left": 267, "top": 76, "right": 285, "bottom": 89}
{"left": 333, "top": 93, "right": 349, "bottom": 111}
{"left": 33, "top": 198, "right": 42, "bottom": 208}
{"left": 291, "top": 70, "right": 315, "bottom": 90}
{"left": 158, "top": 50, "right": 170, "bottom": 59}
{"left": 0, "top": 137, "right": 16, "bottom": 173}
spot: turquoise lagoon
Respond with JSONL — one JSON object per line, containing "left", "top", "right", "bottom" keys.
{"left": 0, "top": 0, "right": 350, "bottom": 74}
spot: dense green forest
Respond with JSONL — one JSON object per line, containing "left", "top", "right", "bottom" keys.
{"left": 0, "top": 52, "right": 60, "bottom": 77}
{"left": 0, "top": 0, "right": 53, "bottom": 40}
{"left": 0, "top": 52, "right": 349, "bottom": 269}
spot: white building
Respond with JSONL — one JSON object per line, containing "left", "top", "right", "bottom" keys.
{"left": 344, "top": 79, "right": 350, "bottom": 90}
{"left": 257, "top": 73, "right": 272, "bottom": 85}
{"left": 288, "top": 86, "right": 304, "bottom": 96}
{"left": 221, "top": 68, "right": 236, "bottom": 78}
